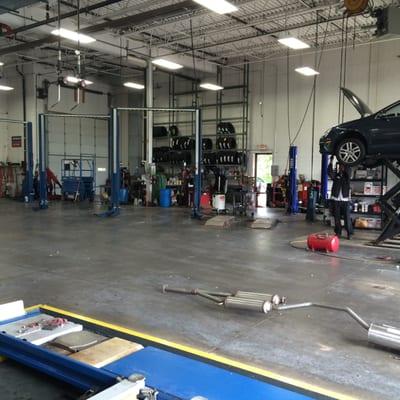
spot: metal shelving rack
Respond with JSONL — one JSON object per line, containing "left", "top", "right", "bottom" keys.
{"left": 153, "top": 65, "right": 250, "bottom": 183}
{"left": 350, "top": 165, "right": 388, "bottom": 230}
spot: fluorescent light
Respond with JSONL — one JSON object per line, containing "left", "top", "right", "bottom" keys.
{"left": 295, "top": 67, "right": 320, "bottom": 76}
{"left": 66, "top": 76, "right": 93, "bottom": 85}
{"left": 152, "top": 58, "right": 183, "bottom": 70}
{"left": 200, "top": 82, "right": 224, "bottom": 91}
{"left": 193, "top": 0, "right": 238, "bottom": 14}
{"left": 97, "top": 167, "right": 107, "bottom": 172}
{"left": 0, "top": 85, "right": 14, "bottom": 91}
{"left": 0, "top": 62, "right": 4, "bottom": 66}
{"left": 124, "top": 82, "right": 145, "bottom": 90}
{"left": 51, "top": 28, "right": 96, "bottom": 44}
{"left": 278, "top": 37, "right": 310, "bottom": 50}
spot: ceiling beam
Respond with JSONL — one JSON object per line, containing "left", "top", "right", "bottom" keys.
{"left": 0, "top": 1, "right": 199, "bottom": 57}
{"left": 11, "top": 0, "right": 124, "bottom": 35}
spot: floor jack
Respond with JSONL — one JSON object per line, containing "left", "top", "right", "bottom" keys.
{"left": 163, "top": 286, "right": 400, "bottom": 352}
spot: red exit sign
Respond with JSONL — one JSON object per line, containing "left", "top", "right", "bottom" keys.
{"left": 11, "top": 136, "right": 22, "bottom": 148}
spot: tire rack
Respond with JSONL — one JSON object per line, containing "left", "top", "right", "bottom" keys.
{"left": 152, "top": 65, "right": 250, "bottom": 195}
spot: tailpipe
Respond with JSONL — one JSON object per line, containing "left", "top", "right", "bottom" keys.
{"left": 368, "top": 323, "right": 400, "bottom": 351}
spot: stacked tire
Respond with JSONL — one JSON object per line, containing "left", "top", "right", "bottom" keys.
{"left": 172, "top": 136, "right": 194, "bottom": 151}
{"left": 216, "top": 151, "right": 246, "bottom": 165}
{"left": 153, "top": 147, "right": 170, "bottom": 163}
{"left": 216, "top": 136, "right": 236, "bottom": 150}
{"left": 170, "top": 151, "right": 191, "bottom": 165}
{"left": 203, "top": 152, "right": 217, "bottom": 166}
{"left": 217, "top": 122, "right": 235, "bottom": 135}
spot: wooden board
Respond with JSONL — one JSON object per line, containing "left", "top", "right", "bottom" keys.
{"left": 205, "top": 215, "right": 235, "bottom": 228}
{"left": 70, "top": 337, "right": 143, "bottom": 368}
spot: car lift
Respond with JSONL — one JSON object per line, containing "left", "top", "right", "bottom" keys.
{"left": 374, "top": 158, "right": 400, "bottom": 244}
{"left": 0, "top": 302, "right": 354, "bottom": 400}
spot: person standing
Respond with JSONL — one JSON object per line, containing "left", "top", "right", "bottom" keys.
{"left": 328, "top": 156, "right": 353, "bottom": 239}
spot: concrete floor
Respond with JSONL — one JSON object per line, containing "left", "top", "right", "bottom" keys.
{"left": 1, "top": 199, "right": 400, "bottom": 399}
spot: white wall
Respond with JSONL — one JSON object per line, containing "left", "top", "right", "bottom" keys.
{"left": 249, "top": 38, "right": 400, "bottom": 180}
{"left": 0, "top": 63, "right": 114, "bottom": 190}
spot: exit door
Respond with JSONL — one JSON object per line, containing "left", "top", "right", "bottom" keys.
{"left": 255, "top": 153, "right": 273, "bottom": 208}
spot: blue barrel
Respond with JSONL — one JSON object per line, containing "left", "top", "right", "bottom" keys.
{"left": 119, "top": 188, "right": 129, "bottom": 204}
{"left": 160, "top": 188, "right": 172, "bottom": 208}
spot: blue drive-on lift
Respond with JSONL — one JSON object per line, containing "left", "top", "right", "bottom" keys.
{"left": 0, "top": 304, "right": 346, "bottom": 400}
{"left": 38, "top": 108, "right": 202, "bottom": 218}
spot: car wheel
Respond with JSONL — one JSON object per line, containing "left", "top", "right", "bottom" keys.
{"left": 335, "top": 137, "right": 366, "bottom": 166}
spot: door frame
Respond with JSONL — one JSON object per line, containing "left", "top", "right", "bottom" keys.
{"left": 254, "top": 152, "right": 273, "bottom": 208}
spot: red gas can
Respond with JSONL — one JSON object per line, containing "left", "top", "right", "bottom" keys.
{"left": 307, "top": 233, "right": 340, "bottom": 253}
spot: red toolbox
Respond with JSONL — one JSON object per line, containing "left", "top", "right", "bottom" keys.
{"left": 307, "top": 233, "right": 339, "bottom": 253}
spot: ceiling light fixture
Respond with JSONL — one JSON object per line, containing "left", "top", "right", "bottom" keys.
{"left": 65, "top": 76, "right": 93, "bottom": 85}
{"left": 193, "top": 0, "right": 238, "bottom": 14}
{"left": 200, "top": 82, "right": 224, "bottom": 91}
{"left": 0, "top": 62, "right": 4, "bottom": 66}
{"left": 152, "top": 59, "right": 183, "bottom": 70}
{"left": 278, "top": 37, "right": 310, "bottom": 50}
{"left": 295, "top": 67, "right": 320, "bottom": 76}
{"left": 0, "top": 84, "right": 14, "bottom": 91}
{"left": 51, "top": 28, "right": 96, "bottom": 44}
{"left": 124, "top": 82, "right": 145, "bottom": 90}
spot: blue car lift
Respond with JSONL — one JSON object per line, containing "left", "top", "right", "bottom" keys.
{"left": 107, "top": 107, "right": 202, "bottom": 219}
{"left": 0, "top": 304, "right": 347, "bottom": 400}
{"left": 288, "top": 146, "right": 299, "bottom": 214}
{"left": 0, "top": 118, "right": 34, "bottom": 203}
{"left": 38, "top": 113, "right": 111, "bottom": 211}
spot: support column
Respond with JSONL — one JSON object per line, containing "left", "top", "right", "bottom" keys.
{"left": 192, "top": 108, "right": 202, "bottom": 218}
{"left": 110, "top": 108, "right": 120, "bottom": 214}
{"left": 320, "top": 153, "right": 329, "bottom": 202}
{"left": 26, "top": 122, "right": 34, "bottom": 202}
{"left": 288, "top": 145, "right": 298, "bottom": 215}
{"left": 38, "top": 113, "right": 48, "bottom": 209}
{"left": 145, "top": 60, "right": 154, "bottom": 205}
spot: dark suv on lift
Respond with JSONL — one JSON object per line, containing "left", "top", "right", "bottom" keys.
{"left": 320, "top": 88, "right": 400, "bottom": 166}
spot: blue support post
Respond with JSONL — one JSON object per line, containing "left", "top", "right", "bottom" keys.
{"left": 192, "top": 108, "right": 202, "bottom": 219}
{"left": 110, "top": 108, "right": 120, "bottom": 215}
{"left": 38, "top": 113, "right": 48, "bottom": 209}
{"left": 25, "top": 122, "right": 34, "bottom": 202}
{"left": 288, "top": 145, "right": 298, "bottom": 214}
{"left": 321, "top": 152, "right": 329, "bottom": 202}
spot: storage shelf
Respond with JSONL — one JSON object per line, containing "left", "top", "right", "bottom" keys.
{"left": 352, "top": 193, "right": 382, "bottom": 197}
{"left": 351, "top": 211, "right": 381, "bottom": 217}
{"left": 351, "top": 178, "right": 382, "bottom": 182}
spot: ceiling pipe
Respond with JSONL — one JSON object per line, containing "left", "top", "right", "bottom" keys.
{"left": 11, "top": 0, "right": 125, "bottom": 35}
{"left": 0, "top": 1, "right": 217, "bottom": 73}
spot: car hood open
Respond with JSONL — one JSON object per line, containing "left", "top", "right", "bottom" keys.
{"left": 341, "top": 87, "right": 373, "bottom": 117}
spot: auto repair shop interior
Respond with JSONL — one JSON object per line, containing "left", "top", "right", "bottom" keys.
{"left": 2, "top": 1, "right": 400, "bottom": 400}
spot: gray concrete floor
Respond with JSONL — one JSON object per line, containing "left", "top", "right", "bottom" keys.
{"left": 1, "top": 199, "right": 400, "bottom": 399}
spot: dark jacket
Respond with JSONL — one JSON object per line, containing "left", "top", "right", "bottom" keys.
{"left": 328, "top": 163, "right": 351, "bottom": 199}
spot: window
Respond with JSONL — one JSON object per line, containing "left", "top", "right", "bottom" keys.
{"left": 380, "top": 103, "right": 400, "bottom": 118}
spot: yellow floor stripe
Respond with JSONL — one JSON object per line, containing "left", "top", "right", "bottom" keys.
{"left": 33, "top": 304, "right": 358, "bottom": 400}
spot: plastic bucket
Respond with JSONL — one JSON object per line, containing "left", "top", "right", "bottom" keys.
{"left": 160, "top": 188, "right": 172, "bottom": 208}
{"left": 213, "top": 194, "right": 226, "bottom": 210}
{"left": 119, "top": 188, "right": 129, "bottom": 204}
